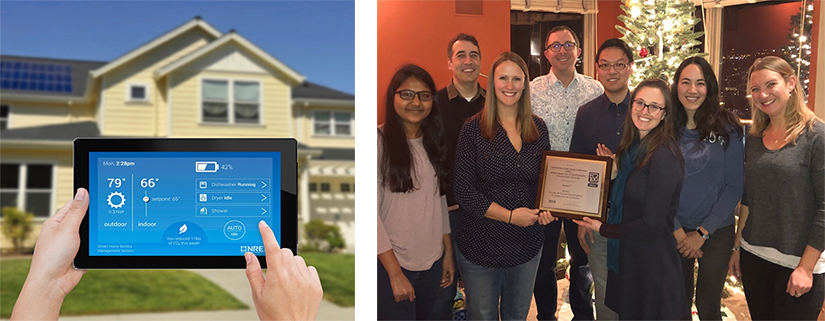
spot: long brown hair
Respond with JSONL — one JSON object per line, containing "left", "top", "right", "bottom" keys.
{"left": 747, "top": 55, "right": 822, "bottom": 143}
{"left": 616, "top": 78, "right": 679, "bottom": 169}
{"left": 480, "top": 52, "right": 539, "bottom": 143}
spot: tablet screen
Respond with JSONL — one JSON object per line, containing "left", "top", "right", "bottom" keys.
{"left": 89, "top": 152, "right": 279, "bottom": 256}
{"left": 74, "top": 138, "right": 297, "bottom": 269}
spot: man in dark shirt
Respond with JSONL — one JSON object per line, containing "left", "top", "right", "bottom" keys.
{"left": 431, "top": 32, "right": 486, "bottom": 320}
{"left": 569, "top": 38, "right": 634, "bottom": 321}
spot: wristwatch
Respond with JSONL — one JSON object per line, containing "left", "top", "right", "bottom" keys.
{"left": 696, "top": 228, "right": 709, "bottom": 240}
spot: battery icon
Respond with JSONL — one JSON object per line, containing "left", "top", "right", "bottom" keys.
{"left": 195, "top": 161, "right": 218, "bottom": 172}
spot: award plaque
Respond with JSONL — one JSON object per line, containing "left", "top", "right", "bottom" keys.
{"left": 535, "top": 151, "right": 612, "bottom": 222}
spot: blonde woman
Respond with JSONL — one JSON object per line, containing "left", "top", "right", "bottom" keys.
{"left": 728, "top": 55, "right": 825, "bottom": 320}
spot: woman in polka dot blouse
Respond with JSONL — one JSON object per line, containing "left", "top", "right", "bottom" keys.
{"left": 453, "top": 52, "right": 556, "bottom": 321}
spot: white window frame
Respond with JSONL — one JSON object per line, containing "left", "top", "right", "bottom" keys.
{"left": 199, "top": 77, "right": 264, "bottom": 125}
{"left": 0, "top": 162, "right": 56, "bottom": 220}
{"left": 126, "top": 82, "right": 150, "bottom": 103}
{"left": 312, "top": 110, "right": 353, "bottom": 136}
{"left": 0, "top": 104, "right": 10, "bottom": 130}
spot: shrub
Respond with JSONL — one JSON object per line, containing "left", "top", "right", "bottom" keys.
{"left": 302, "top": 219, "right": 345, "bottom": 253}
{"left": 1, "top": 207, "right": 34, "bottom": 254}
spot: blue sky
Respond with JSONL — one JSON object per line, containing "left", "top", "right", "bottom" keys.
{"left": 0, "top": 1, "right": 355, "bottom": 94}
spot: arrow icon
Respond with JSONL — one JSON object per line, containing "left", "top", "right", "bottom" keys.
{"left": 261, "top": 181, "right": 267, "bottom": 189}
{"left": 261, "top": 207, "right": 267, "bottom": 215}
{"left": 261, "top": 194, "right": 267, "bottom": 202}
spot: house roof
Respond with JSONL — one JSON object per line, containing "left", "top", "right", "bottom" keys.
{"left": 293, "top": 81, "right": 354, "bottom": 101}
{"left": 90, "top": 17, "right": 222, "bottom": 79}
{"left": 0, "top": 121, "right": 100, "bottom": 140}
{"left": 0, "top": 55, "right": 106, "bottom": 100}
{"left": 155, "top": 31, "right": 304, "bottom": 84}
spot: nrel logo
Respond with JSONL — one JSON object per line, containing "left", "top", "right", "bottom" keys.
{"left": 241, "top": 245, "right": 265, "bottom": 253}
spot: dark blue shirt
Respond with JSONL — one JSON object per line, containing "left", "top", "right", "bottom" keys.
{"left": 454, "top": 115, "right": 550, "bottom": 268}
{"left": 569, "top": 92, "right": 630, "bottom": 155}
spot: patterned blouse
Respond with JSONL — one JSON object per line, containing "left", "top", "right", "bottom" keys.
{"left": 453, "top": 115, "right": 551, "bottom": 268}
{"left": 530, "top": 71, "right": 603, "bottom": 152}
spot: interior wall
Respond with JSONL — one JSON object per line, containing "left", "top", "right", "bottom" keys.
{"left": 377, "top": 0, "right": 511, "bottom": 124}
{"left": 596, "top": 1, "right": 624, "bottom": 47}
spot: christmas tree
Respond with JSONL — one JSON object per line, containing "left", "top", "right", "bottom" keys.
{"left": 616, "top": 0, "right": 706, "bottom": 87}
{"left": 781, "top": 2, "right": 814, "bottom": 97}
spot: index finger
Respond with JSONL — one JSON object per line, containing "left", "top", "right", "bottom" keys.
{"left": 258, "top": 220, "right": 282, "bottom": 269}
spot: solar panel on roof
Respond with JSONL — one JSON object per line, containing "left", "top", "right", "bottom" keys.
{"left": 0, "top": 60, "right": 73, "bottom": 93}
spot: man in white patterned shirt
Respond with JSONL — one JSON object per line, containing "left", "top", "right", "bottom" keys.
{"left": 530, "top": 25, "right": 603, "bottom": 321}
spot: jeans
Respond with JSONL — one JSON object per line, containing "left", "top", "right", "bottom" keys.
{"left": 431, "top": 210, "right": 461, "bottom": 320}
{"left": 586, "top": 229, "right": 619, "bottom": 320}
{"left": 679, "top": 224, "right": 735, "bottom": 320}
{"left": 378, "top": 256, "right": 444, "bottom": 320}
{"left": 740, "top": 249, "right": 825, "bottom": 320}
{"left": 456, "top": 245, "right": 541, "bottom": 321}
{"left": 534, "top": 219, "right": 594, "bottom": 320}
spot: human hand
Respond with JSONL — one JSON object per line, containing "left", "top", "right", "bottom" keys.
{"left": 11, "top": 188, "right": 89, "bottom": 321}
{"left": 677, "top": 231, "right": 705, "bottom": 259}
{"left": 388, "top": 271, "right": 415, "bottom": 302}
{"left": 245, "top": 221, "right": 323, "bottom": 320}
{"left": 728, "top": 250, "right": 741, "bottom": 279}
{"left": 537, "top": 211, "right": 557, "bottom": 225}
{"left": 673, "top": 228, "right": 686, "bottom": 244}
{"left": 596, "top": 143, "right": 617, "bottom": 172}
{"left": 786, "top": 266, "right": 814, "bottom": 298}
{"left": 440, "top": 255, "right": 454, "bottom": 289}
{"left": 573, "top": 217, "right": 602, "bottom": 233}
{"left": 578, "top": 225, "right": 594, "bottom": 254}
{"left": 510, "top": 208, "right": 539, "bottom": 227}
{"left": 447, "top": 204, "right": 460, "bottom": 212}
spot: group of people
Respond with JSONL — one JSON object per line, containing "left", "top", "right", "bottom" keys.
{"left": 377, "top": 27, "right": 824, "bottom": 321}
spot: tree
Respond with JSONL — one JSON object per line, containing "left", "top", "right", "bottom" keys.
{"left": 2, "top": 207, "right": 34, "bottom": 254}
{"left": 781, "top": 2, "right": 814, "bottom": 97}
{"left": 617, "top": 0, "right": 706, "bottom": 87}
{"left": 303, "top": 219, "right": 345, "bottom": 253}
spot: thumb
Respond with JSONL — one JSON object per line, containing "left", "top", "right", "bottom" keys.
{"left": 245, "top": 252, "right": 265, "bottom": 297}
{"left": 527, "top": 208, "right": 539, "bottom": 215}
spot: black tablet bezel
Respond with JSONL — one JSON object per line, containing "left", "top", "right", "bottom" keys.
{"left": 73, "top": 138, "right": 297, "bottom": 269}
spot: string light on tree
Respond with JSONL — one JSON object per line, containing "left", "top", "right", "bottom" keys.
{"left": 782, "top": 1, "right": 814, "bottom": 97}
{"left": 617, "top": 0, "right": 706, "bottom": 87}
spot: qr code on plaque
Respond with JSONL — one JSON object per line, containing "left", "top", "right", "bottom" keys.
{"left": 588, "top": 172, "right": 599, "bottom": 187}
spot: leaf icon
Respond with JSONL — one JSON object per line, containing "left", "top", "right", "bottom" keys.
{"left": 179, "top": 224, "right": 188, "bottom": 234}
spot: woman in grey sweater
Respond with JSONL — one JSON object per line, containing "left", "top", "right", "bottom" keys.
{"left": 728, "top": 55, "right": 825, "bottom": 320}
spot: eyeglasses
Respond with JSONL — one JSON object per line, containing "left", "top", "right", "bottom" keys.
{"left": 546, "top": 42, "right": 577, "bottom": 52}
{"left": 597, "top": 62, "right": 629, "bottom": 71}
{"left": 632, "top": 99, "right": 665, "bottom": 114}
{"left": 396, "top": 90, "right": 433, "bottom": 101}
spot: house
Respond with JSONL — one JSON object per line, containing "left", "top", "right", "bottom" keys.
{"left": 0, "top": 17, "right": 356, "bottom": 252}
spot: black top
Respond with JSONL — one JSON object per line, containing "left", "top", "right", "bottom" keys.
{"left": 436, "top": 82, "right": 486, "bottom": 207}
{"left": 598, "top": 142, "right": 689, "bottom": 319}
{"left": 454, "top": 115, "right": 550, "bottom": 268}
{"left": 569, "top": 92, "right": 630, "bottom": 155}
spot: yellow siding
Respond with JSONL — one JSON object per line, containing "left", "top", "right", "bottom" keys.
{"left": 295, "top": 105, "right": 356, "bottom": 148}
{"left": 0, "top": 101, "right": 95, "bottom": 129}
{"left": 101, "top": 28, "right": 215, "bottom": 137}
{"left": 0, "top": 147, "right": 73, "bottom": 250}
{"left": 168, "top": 61, "right": 293, "bottom": 138}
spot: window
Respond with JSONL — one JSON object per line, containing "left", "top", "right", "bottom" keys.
{"left": 0, "top": 163, "right": 53, "bottom": 218}
{"left": 128, "top": 84, "right": 148, "bottom": 102}
{"left": 340, "top": 183, "right": 351, "bottom": 193}
{"left": 0, "top": 105, "right": 8, "bottom": 130}
{"left": 313, "top": 111, "right": 352, "bottom": 136}
{"left": 320, "top": 183, "right": 330, "bottom": 192}
{"left": 202, "top": 79, "right": 260, "bottom": 124}
{"left": 309, "top": 183, "right": 317, "bottom": 192}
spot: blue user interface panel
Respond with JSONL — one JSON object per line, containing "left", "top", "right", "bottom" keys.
{"left": 89, "top": 152, "right": 280, "bottom": 256}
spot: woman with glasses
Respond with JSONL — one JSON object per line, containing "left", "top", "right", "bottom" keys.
{"left": 378, "top": 64, "right": 454, "bottom": 320}
{"left": 453, "top": 52, "right": 556, "bottom": 320}
{"left": 576, "top": 78, "right": 690, "bottom": 319}
{"left": 669, "top": 57, "right": 744, "bottom": 320}
{"left": 728, "top": 56, "right": 824, "bottom": 320}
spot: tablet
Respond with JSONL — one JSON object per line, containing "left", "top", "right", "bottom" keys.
{"left": 73, "top": 138, "right": 297, "bottom": 269}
